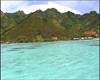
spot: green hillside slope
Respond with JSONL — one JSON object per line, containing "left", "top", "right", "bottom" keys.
{"left": 1, "top": 8, "right": 99, "bottom": 42}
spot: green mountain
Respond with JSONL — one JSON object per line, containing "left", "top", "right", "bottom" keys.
{"left": 1, "top": 10, "right": 27, "bottom": 34}
{"left": 1, "top": 8, "right": 99, "bottom": 42}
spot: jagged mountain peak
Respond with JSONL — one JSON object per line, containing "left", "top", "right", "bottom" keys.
{"left": 15, "top": 10, "right": 25, "bottom": 14}
{"left": 44, "top": 8, "right": 59, "bottom": 13}
{"left": 1, "top": 8, "right": 99, "bottom": 42}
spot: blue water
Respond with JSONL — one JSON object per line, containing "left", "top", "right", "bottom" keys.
{"left": 1, "top": 39, "right": 99, "bottom": 80}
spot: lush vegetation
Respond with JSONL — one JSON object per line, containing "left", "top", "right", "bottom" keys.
{"left": 1, "top": 8, "right": 99, "bottom": 43}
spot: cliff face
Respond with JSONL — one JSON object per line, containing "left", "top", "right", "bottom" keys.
{"left": 1, "top": 8, "right": 99, "bottom": 42}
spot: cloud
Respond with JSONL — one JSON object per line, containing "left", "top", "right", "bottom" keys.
{"left": 1, "top": 1, "right": 99, "bottom": 14}
{"left": 1, "top": 1, "right": 81, "bottom": 14}
{"left": 1, "top": 1, "right": 24, "bottom": 12}
{"left": 54, "top": 1, "right": 99, "bottom": 14}
{"left": 22, "top": 2, "right": 81, "bottom": 14}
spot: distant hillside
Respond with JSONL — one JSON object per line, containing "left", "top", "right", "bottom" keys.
{"left": 1, "top": 10, "right": 27, "bottom": 34}
{"left": 1, "top": 8, "right": 99, "bottom": 42}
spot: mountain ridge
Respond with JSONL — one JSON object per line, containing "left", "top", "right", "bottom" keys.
{"left": 1, "top": 8, "right": 99, "bottom": 42}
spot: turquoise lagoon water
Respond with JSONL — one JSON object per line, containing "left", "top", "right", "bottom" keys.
{"left": 1, "top": 39, "right": 99, "bottom": 80}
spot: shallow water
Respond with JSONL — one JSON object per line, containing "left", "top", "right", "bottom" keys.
{"left": 1, "top": 39, "right": 99, "bottom": 80}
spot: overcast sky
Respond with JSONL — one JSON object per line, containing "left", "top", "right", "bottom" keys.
{"left": 1, "top": 0, "right": 99, "bottom": 14}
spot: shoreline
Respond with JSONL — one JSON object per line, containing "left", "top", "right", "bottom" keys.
{"left": 1, "top": 37, "right": 99, "bottom": 44}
